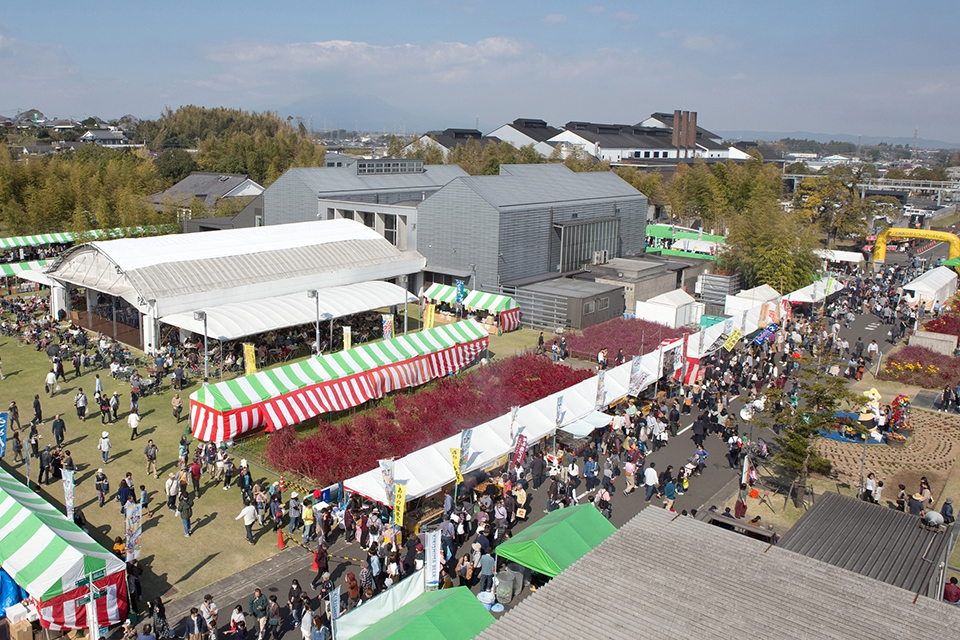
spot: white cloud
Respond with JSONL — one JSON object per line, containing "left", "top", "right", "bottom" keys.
{"left": 543, "top": 13, "right": 567, "bottom": 25}
{"left": 588, "top": 6, "right": 605, "bottom": 14}
{"left": 615, "top": 11, "right": 639, "bottom": 22}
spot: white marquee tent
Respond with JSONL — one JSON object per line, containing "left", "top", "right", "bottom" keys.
{"left": 635, "top": 289, "right": 700, "bottom": 329}
{"left": 724, "top": 284, "right": 781, "bottom": 315}
{"left": 903, "top": 266, "right": 958, "bottom": 309}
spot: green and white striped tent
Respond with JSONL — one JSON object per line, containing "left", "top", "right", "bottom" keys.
{"left": 462, "top": 290, "right": 518, "bottom": 313}
{"left": 0, "top": 467, "right": 127, "bottom": 629}
{"left": 0, "top": 224, "right": 179, "bottom": 250}
{"left": 190, "top": 320, "right": 490, "bottom": 442}
{"left": 0, "top": 260, "right": 49, "bottom": 277}
{"left": 422, "top": 283, "right": 460, "bottom": 305}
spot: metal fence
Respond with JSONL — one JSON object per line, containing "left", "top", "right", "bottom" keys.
{"left": 482, "top": 285, "right": 569, "bottom": 331}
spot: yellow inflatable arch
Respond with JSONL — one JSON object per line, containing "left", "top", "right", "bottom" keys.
{"left": 873, "top": 228, "right": 960, "bottom": 270}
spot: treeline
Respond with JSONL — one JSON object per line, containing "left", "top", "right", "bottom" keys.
{"left": 137, "top": 106, "right": 326, "bottom": 185}
{"left": 0, "top": 144, "right": 170, "bottom": 235}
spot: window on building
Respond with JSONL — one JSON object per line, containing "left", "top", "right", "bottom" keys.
{"left": 583, "top": 301, "right": 595, "bottom": 315}
{"left": 599, "top": 297, "right": 609, "bottom": 311}
{"left": 644, "top": 151, "right": 651, "bottom": 158}
{"left": 254, "top": 215, "right": 263, "bottom": 227}
{"left": 383, "top": 214, "right": 398, "bottom": 246}
{"left": 359, "top": 211, "right": 375, "bottom": 228}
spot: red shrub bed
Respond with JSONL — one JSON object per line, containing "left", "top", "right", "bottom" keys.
{"left": 877, "top": 345, "right": 960, "bottom": 388}
{"left": 265, "top": 355, "right": 592, "bottom": 484}
{"left": 923, "top": 313, "right": 960, "bottom": 338}
{"left": 565, "top": 316, "right": 691, "bottom": 360}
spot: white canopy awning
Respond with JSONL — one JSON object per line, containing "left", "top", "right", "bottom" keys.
{"left": 784, "top": 278, "right": 845, "bottom": 304}
{"left": 16, "top": 269, "right": 53, "bottom": 287}
{"left": 815, "top": 249, "right": 865, "bottom": 264}
{"left": 560, "top": 410, "right": 612, "bottom": 438}
{"left": 903, "top": 266, "right": 958, "bottom": 304}
{"left": 161, "top": 280, "right": 416, "bottom": 341}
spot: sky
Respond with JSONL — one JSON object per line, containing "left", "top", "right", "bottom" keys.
{"left": 1, "top": 0, "right": 958, "bottom": 142}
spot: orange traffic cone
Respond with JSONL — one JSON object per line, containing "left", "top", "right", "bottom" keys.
{"left": 311, "top": 550, "right": 319, "bottom": 571}
{"left": 277, "top": 529, "right": 286, "bottom": 549}
{"left": 279, "top": 476, "right": 286, "bottom": 493}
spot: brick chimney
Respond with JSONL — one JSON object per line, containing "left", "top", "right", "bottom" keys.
{"left": 671, "top": 109, "right": 682, "bottom": 149}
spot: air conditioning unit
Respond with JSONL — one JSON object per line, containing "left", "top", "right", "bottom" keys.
{"left": 592, "top": 250, "right": 608, "bottom": 265}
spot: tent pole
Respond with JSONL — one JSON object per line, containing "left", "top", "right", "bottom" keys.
{"left": 329, "top": 318, "right": 334, "bottom": 353}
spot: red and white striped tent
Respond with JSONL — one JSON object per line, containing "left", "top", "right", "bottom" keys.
{"left": 0, "top": 467, "right": 128, "bottom": 630}
{"left": 190, "top": 320, "right": 489, "bottom": 442}
{"left": 462, "top": 291, "right": 521, "bottom": 332}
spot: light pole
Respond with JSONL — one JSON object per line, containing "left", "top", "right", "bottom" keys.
{"left": 193, "top": 310, "right": 208, "bottom": 384}
{"left": 307, "top": 289, "right": 320, "bottom": 356}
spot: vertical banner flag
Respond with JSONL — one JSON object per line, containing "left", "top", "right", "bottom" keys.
{"left": 740, "top": 309, "right": 748, "bottom": 333}
{"left": 509, "top": 406, "right": 519, "bottom": 444}
{"left": 512, "top": 434, "right": 528, "bottom": 469}
{"left": 555, "top": 396, "right": 564, "bottom": 428}
{"left": 243, "top": 343, "right": 257, "bottom": 375}
{"left": 62, "top": 469, "right": 75, "bottom": 520}
{"left": 393, "top": 481, "right": 407, "bottom": 528}
{"left": 330, "top": 586, "right": 342, "bottom": 622}
{"left": 628, "top": 357, "right": 647, "bottom": 397}
{"left": 379, "top": 459, "right": 395, "bottom": 504}
{"left": 455, "top": 280, "right": 465, "bottom": 304}
{"left": 698, "top": 330, "right": 706, "bottom": 356}
{"left": 459, "top": 429, "right": 473, "bottom": 467}
{"left": 753, "top": 323, "right": 779, "bottom": 346}
{"left": 342, "top": 326, "right": 352, "bottom": 351}
{"left": 723, "top": 328, "right": 743, "bottom": 352}
{"left": 0, "top": 411, "right": 7, "bottom": 457}
{"left": 424, "top": 529, "right": 441, "bottom": 589}
{"left": 381, "top": 314, "right": 394, "bottom": 340}
{"left": 450, "top": 448, "right": 463, "bottom": 484}
{"left": 423, "top": 304, "right": 435, "bottom": 330}
{"left": 595, "top": 370, "right": 606, "bottom": 410}
{"left": 723, "top": 319, "right": 734, "bottom": 336}
{"left": 124, "top": 501, "right": 142, "bottom": 561}
{"left": 673, "top": 344, "right": 683, "bottom": 371}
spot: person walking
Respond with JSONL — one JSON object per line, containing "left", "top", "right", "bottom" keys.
{"left": 127, "top": 410, "right": 141, "bottom": 440}
{"left": 200, "top": 595, "right": 219, "bottom": 640}
{"left": 287, "top": 580, "right": 304, "bottom": 627}
{"left": 147, "top": 598, "right": 169, "bottom": 640}
{"left": 39, "top": 446, "right": 53, "bottom": 485}
{"left": 643, "top": 462, "right": 660, "bottom": 503}
{"left": 100, "top": 393, "right": 112, "bottom": 424}
{"left": 165, "top": 473, "right": 180, "bottom": 510}
{"left": 11, "top": 432, "right": 24, "bottom": 463}
{"left": 51, "top": 414, "right": 66, "bottom": 447}
{"left": 31, "top": 394, "right": 42, "bottom": 426}
{"left": 236, "top": 499, "right": 257, "bottom": 545}
{"left": 178, "top": 491, "right": 194, "bottom": 537}
{"left": 144, "top": 440, "right": 159, "bottom": 478}
{"left": 172, "top": 393, "right": 183, "bottom": 423}
{"left": 478, "top": 550, "right": 496, "bottom": 592}
{"left": 74, "top": 388, "right": 87, "bottom": 421}
{"left": 185, "top": 607, "right": 209, "bottom": 640}
{"left": 45, "top": 369, "right": 57, "bottom": 397}
{"left": 95, "top": 469, "right": 109, "bottom": 508}
{"left": 8, "top": 401, "right": 20, "bottom": 432}
{"left": 110, "top": 391, "right": 120, "bottom": 422}
{"left": 97, "top": 431, "right": 112, "bottom": 464}
{"left": 264, "top": 596, "right": 281, "bottom": 640}
{"left": 248, "top": 588, "right": 268, "bottom": 640}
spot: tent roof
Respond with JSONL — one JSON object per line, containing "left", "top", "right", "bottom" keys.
{"left": 423, "top": 283, "right": 460, "bottom": 305}
{"left": 192, "top": 320, "right": 488, "bottom": 412}
{"left": 161, "top": 281, "right": 415, "bottom": 341}
{"left": 0, "top": 225, "right": 177, "bottom": 249}
{"left": 349, "top": 587, "right": 494, "bottom": 640}
{"left": 644, "top": 224, "right": 725, "bottom": 243}
{"left": 903, "top": 266, "right": 957, "bottom": 296}
{"left": 0, "top": 260, "right": 49, "bottom": 277}
{"left": 0, "top": 467, "right": 124, "bottom": 600}
{"left": 46, "top": 220, "right": 425, "bottom": 308}
{"left": 784, "top": 278, "right": 845, "bottom": 304}
{"left": 559, "top": 410, "right": 611, "bottom": 438}
{"left": 494, "top": 503, "right": 616, "bottom": 577}
{"left": 462, "top": 290, "right": 518, "bottom": 312}
{"left": 646, "top": 289, "right": 695, "bottom": 307}
{"left": 736, "top": 284, "right": 780, "bottom": 301}
{"left": 814, "top": 249, "right": 865, "bottom": 264}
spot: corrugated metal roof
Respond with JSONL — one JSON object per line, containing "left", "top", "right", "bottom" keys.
{"left": 287, "top": 164, "right": 467, "bottom": 195}
{"left": 457, "top": 168, "right": 643, "bottom": 210}
{"left": 477, "top": 507, "right": 960, "bottom": 640}
{"left": 779, "top": 492, "right": 954, "bottom": 593}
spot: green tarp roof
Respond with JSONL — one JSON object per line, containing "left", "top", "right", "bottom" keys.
{"left": 349, "top": 588, "right": 494, "bottom": 640}
{"left": 495, "top": 503, "right": 616, "bottom": 578}
{"left": 193, "top": 320, "right": 488, "bottom": 412}
{"left": 645, "top": 224, "right": 725, "bottom": 243}
{"left": 423, "top": 283, "right": 461, "bottom": 305}
{"left": 0, "top": 467, "right": 124, "bottom": 599}
{"left": 0, "top": 260, "right": 49, "bottom": 277}
{"left": 0, "top": 225, "right": 178, "bottom": 249}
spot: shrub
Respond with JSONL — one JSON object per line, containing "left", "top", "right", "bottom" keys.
{"left": 564, "top": 317, "right": 691, "bottom": 361}
{"left": 265, "top": 355, "right": 592, "bottom": 484}
{"left": 923, "top": 313, "right": 960, "bottom": 338}
{"left": 877, "top": 345, "right": 960, "bottom": 388}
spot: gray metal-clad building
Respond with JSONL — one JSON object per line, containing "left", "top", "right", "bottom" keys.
{"left": 416, "top": 164, "right": 647, "bottom": 289}
{"left": 779, "top": 491, "right": 956, "bottom": 599}
{"left": 477, "top": 507, "right": 960, "bottom": 640}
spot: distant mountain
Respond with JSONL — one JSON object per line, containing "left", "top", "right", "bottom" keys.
{"left": 269, "top": 93, "right": 456, "bottom": 136}
{"left": 717, "top": 130, "right": 960, "bottom": 150}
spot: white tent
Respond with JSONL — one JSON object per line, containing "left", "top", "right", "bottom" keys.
{"left": 814, "top": 249, "right": 865, "bottom": 265}
{"left": 724, "top": 284, "right": 781, "bottom": 315}
{"left": 636, "top": 289, "right": 700, "bottom": 329}
{"left": 903, "top": 266, "right": 958, "bottom": 309}
{"left": 783, "top": 278, "right": 845, "bottom": 304}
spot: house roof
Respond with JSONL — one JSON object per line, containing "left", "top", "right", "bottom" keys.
{"left": 81, "top": 129, "right": 127, "bottom": 140}
{"left": 779, "top": 491, "right": 955, "bottom": 594}
{"left": 477, "top": 507, "right": 960, "bottom": 640}
{"left": 149, "top": 172, "right": 263, "bottom": 208}
{"left": 508, "top": 118, "right": 562, "bottom": 142}
{"left": 285, "top": 165, "right": 467, "bottom": 197}
{"left": 455, "top": 164, "right": 643, "bottom": 209}
{"left": 642, "top": 111, "right": 722, "bottom": 140}
{"left": 560, "top": 122, "right": 673, "bottom": 150}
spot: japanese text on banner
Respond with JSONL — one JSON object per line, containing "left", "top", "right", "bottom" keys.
{"left": 723, "top": 328, "right": 743, "bottom": 352}
{"left": 393, "top": 482, "right": 407, "bottom": 528}
{"left": 450, "top": 448, "right": 463, "bottom": 483}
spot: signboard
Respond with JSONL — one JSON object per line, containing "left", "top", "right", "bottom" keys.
{"left": 753, "top": 323, "right": 779, "bottom": 346}
{"left": 459, "top": 429, "right": 473, "bottom": 468}
{"left": 75, "top": 569, "right": 106, "bottom": 587}
{"left": 393, "top": 481, "right": 407, "bottom": 527}
{"left": 342, "top": 326, "right": 352, "bottom": 351}
{"left": 0, "top": 412, "right": 7, "bottom": 458}
{"left": 424, "top": 530, "right": 441, "bottom": 589}
{"left": 722, "top": 328, "right": 743, "bottom": 352}
{"left": 555, "top": 396, "right": 564, "bottom": 428}
{"left": 450, "top": 448, "right": 463, "bottom": 484}
{"left": 423, "top": 304, "right": 435, "bottom": 330}
{"left": 673, "top": 344, "right": 683, "bottom": 371}
{"left": 455, "top": 280, "right": 465, "bottom": 304}
{"left": 595, "top": 371, "right": 606, "bottom": 410}
{"left": 628, "top": 357, "right": 650, "bottom": 397}
{"left": 330, "top": 585, "right": 342, "bottom": 621}
{"left": 76, "top": 595, "right": 91, "bottom": 607}
{"left": 381, "top": 314, "right": 394, "bottom": 341}
{"left": 512, "top": 434, "right": 528, "bottom": 469}
{"left": 62, "top": 469, "right": 75, "bottom": 520}
{"left": 509, "top": 406, "right": 519, "bottom": 444}
{"left": 243, "top": 343, "right": 257, "bottom": 375}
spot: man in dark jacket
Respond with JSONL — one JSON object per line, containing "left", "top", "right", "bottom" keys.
{"left": 178, "top": 493, "right": 194, "bottom": 537}
{"left": 531, "top": 453, "right": 545, "bottom": 490}
{"left": 39, "top": 446, "right": 53, "bottom": 484}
